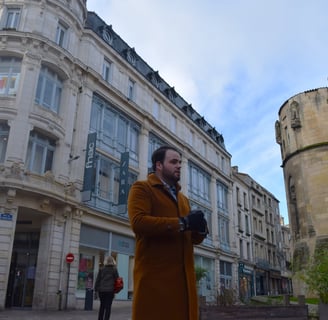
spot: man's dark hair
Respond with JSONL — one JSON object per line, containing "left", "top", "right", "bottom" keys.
{"left": 151, "top": 145, "right": 179, "bottom": 172}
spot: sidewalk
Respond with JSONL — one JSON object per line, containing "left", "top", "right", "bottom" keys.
{"left": 0, "top": 300, "right": 132, "bottom": 320}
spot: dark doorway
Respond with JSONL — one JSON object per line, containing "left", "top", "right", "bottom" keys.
{"left": 6, "top": 232, "right": 39, "bottom": 308}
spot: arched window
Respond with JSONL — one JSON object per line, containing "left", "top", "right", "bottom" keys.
{"left": 26, "top": 131, "right": 55, "bottom": 174}
{"left": 35, "top": 66, "right": 63, "bottom": 113}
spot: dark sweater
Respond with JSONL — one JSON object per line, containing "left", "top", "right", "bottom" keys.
{"left": 95, "top": 265, "right": 119, "bottom": 292}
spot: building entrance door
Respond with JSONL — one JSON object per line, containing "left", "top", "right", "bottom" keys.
{"left": 6, "top": 232, "right": 40, "bottom": 308}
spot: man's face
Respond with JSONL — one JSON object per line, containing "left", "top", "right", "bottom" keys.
{"left": 156, "top": 149, "right": 181, "bottom": 185}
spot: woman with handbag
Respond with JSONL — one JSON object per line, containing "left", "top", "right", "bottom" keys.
{"left": 94, "top": 256, "right": 121, "bottom": 320}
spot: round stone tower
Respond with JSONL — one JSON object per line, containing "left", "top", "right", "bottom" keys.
{"left": 275, "top": 87, "right": 328, "bottom": 296}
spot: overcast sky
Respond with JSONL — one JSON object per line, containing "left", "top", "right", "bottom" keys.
{"left": 86, "top": 0, "right": 328, "bottom": 224}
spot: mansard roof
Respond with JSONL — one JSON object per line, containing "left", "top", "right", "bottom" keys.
{"left": 85, "top": 12, "right": 226, "bottom": 150}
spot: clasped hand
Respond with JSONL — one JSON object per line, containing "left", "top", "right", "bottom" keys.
{"left": 181, "top": 210, "right": 208, "bottom": 234}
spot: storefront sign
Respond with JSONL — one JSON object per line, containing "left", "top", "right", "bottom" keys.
{"left": 81, "top": 132, "right": 97, "bottom": 202}
{"left": 112, "top": 233, "right": 135, "bottom": 255}
{"left": 118, "top": 151, "right": 129, "bottom": 205}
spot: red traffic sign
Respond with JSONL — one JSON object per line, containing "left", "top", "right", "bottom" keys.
{"left": 66, "top": 253, "right": 74, "bottom": 264}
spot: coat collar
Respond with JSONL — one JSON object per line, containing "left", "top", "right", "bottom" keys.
{"left": 148, "top": 173, "right": 181, "bottom": 191}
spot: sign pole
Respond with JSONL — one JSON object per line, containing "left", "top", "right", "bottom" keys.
{"left": 65, "top": 263, "right": 70, "bottom": 310}
{"left": 65, "top": 253, "right": 74, "bottom": 310}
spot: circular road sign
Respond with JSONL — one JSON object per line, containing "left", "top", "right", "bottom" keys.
{"left": 66, "top": 252, "right": 74, "bottom": 264}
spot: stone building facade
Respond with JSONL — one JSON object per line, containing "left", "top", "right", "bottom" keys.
{"left": 0, "top": 0, "right": 236, "bottom": 310}
{"left": 232, "top": 167, "right": 291, "bottom": 301}
{"left": 275, "top": 87, "right": 328, "bottom": 296}
{"left": 0, "top": 0, "right": 291, "bottom": 311}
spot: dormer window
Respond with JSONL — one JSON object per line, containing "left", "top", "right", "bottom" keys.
{"left": 126, "top": 48, "right": 137, "bottom": 66}
{"left": 102, "top": 27, "right": 113, "bottom": 45}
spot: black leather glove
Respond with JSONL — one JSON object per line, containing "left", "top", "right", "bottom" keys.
{"left": 180, "top": 210, "right": 206, "bottom": 232}
{"left": 198, "top": 216, "right": 208, "bottom": 235}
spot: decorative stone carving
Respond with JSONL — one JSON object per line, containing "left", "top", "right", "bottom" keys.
{"left": 11, "top": 162, "right": 21, "bottom": 176}
{"left": 40, "top": 198, "right": 50, "bottom": 209}
{"left": 74, "top": 209, "right": 83, "bottom": 219}
{"left": 64, "top": 182, "right": 76, "bottom": 196}
{"left": 7, "top": 189, "right": 16, "bottom": 203}
{"left": 164, "top": 87, "right": 177, "bottom": 102}
{"left": 290, "top": 101, "right": 301, "bottom": 128}
{"left": 147, "top": 71, "right": 161, "bottom": 88}
{"left": 44, "top": 170, "right": 55, "bottom": 183}
{"left": 275, "top": 120, "right": 282, "bottom": 144}
{"left": 62, "top": 205, "right": 72, "bottom": 219}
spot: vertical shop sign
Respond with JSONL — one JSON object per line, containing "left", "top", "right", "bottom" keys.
{"left": 118, "top": 151, "right": 129, "bottom": 205}
{"left": 81, "top": 132, "right": 97, "bottom": 201}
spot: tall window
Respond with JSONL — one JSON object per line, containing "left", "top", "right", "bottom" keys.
{"left": 195, "top": 256, "right": 215, "bottom": 297}
{"left": 94, "top": 155, "right": 137, "bottom": 209}
{"left": 90, "top": 95, "right": 140, "bottom": 166}
{"left": 0, "top": 122, "right": 9, "bottom": 163}
{"left": 245, "top": 215, "right": 250, "bottom": 234}
{"left": 55, "top": 21, "right": 68, "bottom": 48}
{"left": 246, "top": 242, "right": 251, "bottom": 260}
{"left": 4, "top": 7, "right": 20, "bottom": 29}
{"left": 200, "top": 140, "right": 206, "bottom": 157}
{"left": 102, "top": 58, "right": 112, "bottom": 83}
{"left": 236, "top": 187, "right": 240, "bottom": 205}
{"left": 220, "top": 156, "right": 226, "bottom": 173}
{"left": 35, "top": 66, "right": 63, "bottom": 113}
{"left": 238, "top": 211, "right": 242, "bottom": 231}
{"left": 26, "top": 131, "right": 55, "bottom": 174}
{"left": 170, "top": 114, "right": 177, "bottom": 133}
{"left": 218, "top": 214, "right": 229, "bottom": 250}
{"left": 243, "top": 192, "right": 248, "bottom": 209}
{"left": 187, "top": 129, "right": 194, "bottom": 147}
{"left": 96, "top": 156, "right": 120, "bottom": 201}
{"left": 188, "top": 162, "right": 211, "bottom": 204}
{"left": 239, "top": 239, "right": 243, "bottom": 259}
{"left": 217, "top": 181, "right": 228, "bottom": 214}
{"left": 0, "top": 57, "right": 21, "bottom": 95}
{"left": 220, "top": 261, "right": 232, "bottom": 289}
{"left": 152, "top": 99, "right": 160, "bottom": 120}
{"left": 128, "top": 78, "right": 135, "bottom": 101}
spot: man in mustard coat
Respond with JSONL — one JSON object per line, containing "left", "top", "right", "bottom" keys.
{"left": 128, "top": 145, "right": 208, "bottom": 320}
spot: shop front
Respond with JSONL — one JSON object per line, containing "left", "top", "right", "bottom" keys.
{"left": 78, "top": 224, "right": 135, "bottom": 302}
{"left": 255, "top": 268, "right": 268, "bottom": 295}
{"left": 238, "top": 262, "right": 254, "bottom": 302}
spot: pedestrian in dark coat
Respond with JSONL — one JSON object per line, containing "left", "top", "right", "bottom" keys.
{"left": 128, "top": 146, "right": 208, "bottom": 320}
{"left": 94, "top": 256, "right": 119, "bottom": 320}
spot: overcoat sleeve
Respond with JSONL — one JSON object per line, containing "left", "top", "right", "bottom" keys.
{"left": 128, "top": 180, "right": 182, "bottom": 235}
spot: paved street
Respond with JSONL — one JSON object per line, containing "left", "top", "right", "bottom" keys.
{"left": 0, "top": 300, "right": 132, "bottom": 320}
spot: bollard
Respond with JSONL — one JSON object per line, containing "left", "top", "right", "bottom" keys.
{"left": 84, "top": 288, "right": 94, "bottom": 310}
{"left": 57, "top": 290, "right": 62, "bottom": 310}
{"left": 297, "top": 295, "right": 305, "bottom": 305}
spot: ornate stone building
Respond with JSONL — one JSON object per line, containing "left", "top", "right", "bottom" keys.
{"left": 275, "top": 87, "right": 328, "bottom": 296}
{"left": 0, "top": 0, "right": 290, "bottom": 311}
{"left": 232, "top": 166, "right": 290, "bottom": 300}
{"left": 0, "top": 0, "right": 234, "bottom": 310}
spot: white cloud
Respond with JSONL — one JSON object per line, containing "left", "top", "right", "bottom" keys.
{"left": 86, "top": 0, "right": 328, "bottom": 223}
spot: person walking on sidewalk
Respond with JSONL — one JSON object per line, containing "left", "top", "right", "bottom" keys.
{"left": 128, "top": 145, "right": 208, "bottom": 320}
{"left": 94, "top": 256, "right": 119, "bottom": 320}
